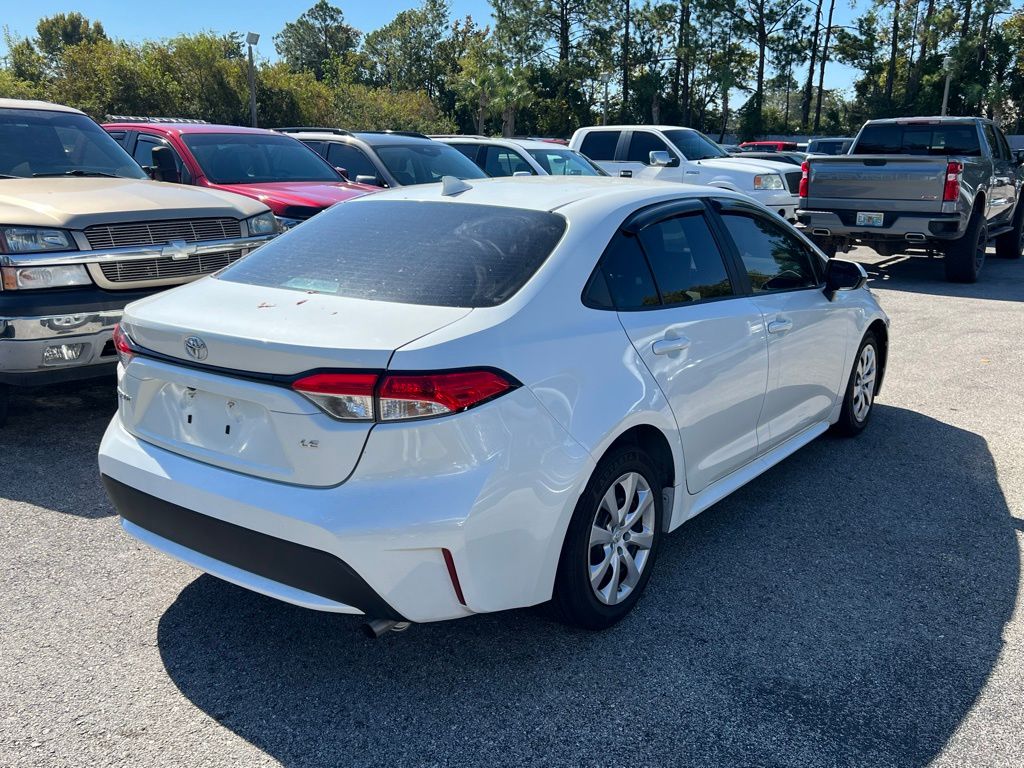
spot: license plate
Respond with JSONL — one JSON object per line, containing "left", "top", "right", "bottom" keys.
{"left": 856, "top": 211, "right": 884, "bottom": 227}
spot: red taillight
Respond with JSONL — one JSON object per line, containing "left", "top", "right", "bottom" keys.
{"left": 291, "top": 369, "right": 516, "bottom": 422}
{"left": 378, "top": 370, "right": 514, "bottom": 421}
{"left": 291, "top": 372, "right": 379, "bottom": 421}
{"left": 112, "top": 323, "right": 134, "bottom": 366}
{"left": 799, "top": 160, "right": 809, "bottom": 198}
{"left": 943, "top": 161, "right": 963, "bottom": 202}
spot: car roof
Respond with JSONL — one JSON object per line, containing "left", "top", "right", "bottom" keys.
{"left": 579, "top": 125, "right": 696, "bottom": 132}
{"left": 349, "top": 176, "right": 750, "bottom": 216}
{"left": 864, "top": 117, "right": 983, "bottom": 125}
{"left": 0, "top": 98, "right": 85, "bottom": 115}
{"left": 433, "top": 136, "right": 565, "bottom": 151}
{"left": 283, "top": 131, "right": 439, "bottom": 146}
{"left": 101, "top": 122, "right": 283, "bottom": 136}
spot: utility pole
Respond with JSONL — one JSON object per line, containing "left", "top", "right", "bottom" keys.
{"left": 246, "top": 32, "right": 260, "bottom": 128}
{"left": 941, "top": 55, "right": 953, "bottom": 116}
{"left": 601, "top": 74, "right": 612, "bottom": 125}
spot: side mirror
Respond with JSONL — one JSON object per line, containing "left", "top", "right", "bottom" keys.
{"left": 512, "top": 170, "right": 533, "bottom": 177}
{"left": 824, "top": 258, "right": 867, "bottom": 298}
{"left": 334, "top": 166, "right": 349, "bottom": 179}
{"left": 150, "top": 146, "right": 181, "bottom": 184}
{"left": 355, "top": 174, "right": 384, "bottom": 187}
{"left": 649, "top": 150, "right": 673, "bottom": 167}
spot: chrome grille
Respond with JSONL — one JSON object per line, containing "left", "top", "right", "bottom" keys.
{"left": 84, "top": 218, "right": 242, "bottom": 250}
{"left": 98, "top": 250, "right": 244, "bottom": 283}
{"left": 785, "top": 171, "right": 802, "bottom": 194}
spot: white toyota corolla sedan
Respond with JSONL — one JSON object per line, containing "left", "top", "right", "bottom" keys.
{"left": 99, "top": 176, "right": 889, "bottom": 632}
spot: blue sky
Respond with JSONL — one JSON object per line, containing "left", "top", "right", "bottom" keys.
{"left": 1, "top": 0, "right": 859, "bottom": 94}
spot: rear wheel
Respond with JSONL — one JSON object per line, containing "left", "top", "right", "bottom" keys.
{"left": 833, "top": 332, "right": 879, "bottom": 437}
{"left": 553, "top": 445, "right": 663, "bottom": 630}
{"left": 944, "top": 212, "right": 987, "bottom": 282}
{"left": 995, "top": 204, "right": 1024, "bottom": 259}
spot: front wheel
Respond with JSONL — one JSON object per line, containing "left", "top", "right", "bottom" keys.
{"left": 552, "top": 445, "right": 664, "bottom": 629}
{"left": 995, "top": 204, "right": 1024, "bottom": 259}
{"left": 832, "top": 332, "right": 879, "bottom": 437}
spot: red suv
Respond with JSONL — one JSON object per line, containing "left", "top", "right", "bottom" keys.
{"left": 738, "top": 140, "right": 799, "bottom": 152}
{"left": 104, "top": 119, "right": 377, "bottom": 228}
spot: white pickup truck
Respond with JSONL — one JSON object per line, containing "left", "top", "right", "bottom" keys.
{"left": 569, "top": 125, "right": 801, "bottom": 220}
{"left": 0, "top": 99, "right": 280, "bottom": 425}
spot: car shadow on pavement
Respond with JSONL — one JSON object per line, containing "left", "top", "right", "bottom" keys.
{"left": 0, "top": 380, "right": 117, "bottom": 518}
{"left": 852, "top": 250, "right": 1024, "bottom": 301}
{"left": 156, "top": 404, "right": 1019, "bottom": 767}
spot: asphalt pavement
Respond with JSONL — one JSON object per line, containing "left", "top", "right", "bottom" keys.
{"left": 2, "top": 249, "right": 1023, "bottom": 767}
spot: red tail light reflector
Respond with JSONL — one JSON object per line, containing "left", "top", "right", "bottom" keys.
{"left": 378, "top": 370, "right": 514, "bottom": 421}
{"left": 799, "top": 161, "right": 809, "bottom": 198}
{"left": 943, "top": 161, "right": 963, "bottom": 202}
{"left": 291, "top": 372, "right": 378, "bottom": 421}
{"left": 112, "top": 323, "right": 135, "bottom": 366}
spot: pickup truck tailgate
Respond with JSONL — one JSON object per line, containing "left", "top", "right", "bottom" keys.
{"left": 807, "top": 155, "right": 948, "bottom": 212}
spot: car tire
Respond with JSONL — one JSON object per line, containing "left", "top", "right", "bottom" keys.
{"left": 552, "top": 444, "right": 664, "bottom": 630}
{"left": 944, "top": 211, "right": 987, "bottom": 282}
{"left": 832, "top": 331, "right": 879, "bottom": 437}
{"left": 995, "top": 204, "right": 1024, "bottom": 259}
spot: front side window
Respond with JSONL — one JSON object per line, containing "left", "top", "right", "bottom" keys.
{"left": 0, "top": 109, "right": 146, "bottom": 179}
{"left": 721, "top": 212, "right": 818, "bottom": 293}
{"left": 637, "top": 214, "right": 733, "bottom": 304}
{"left": 325, "top": 142, "right": 379, "bottom": 180}
{"left": 182, "top": 133, "right": 340, "bottom": 184}
{"left": 133, "top": 135, "right": 189, "bottom": 182}
{"left": 482, "top": 146, "right": 535, "bottom": 176}
{"left": 527, "top": 148, "right": 606, "bottom": 176}
{"left": 219, "top": 200, "right": 566, "bottom": 308}
{"left": 579, "top": 131, "right": 620, "bottom": 161}
{"left": 374, "top": 143, "right": 487, "bottom": 185}
{"left": 627, "top": 131, "right": 674, "bottom": 164}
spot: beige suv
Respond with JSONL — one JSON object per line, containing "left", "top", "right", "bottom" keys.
{"left": 0, "top": 99, "right": 280, "bottom": 424}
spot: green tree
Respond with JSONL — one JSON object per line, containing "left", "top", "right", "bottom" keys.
{"left": 274, "top": 1, "right": 360, "bottom": 80}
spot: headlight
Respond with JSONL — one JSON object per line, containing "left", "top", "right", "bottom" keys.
{"left": 1, "top": 226, "right": 77, "bottom": 253}
{"left": 753, "top": 174, "right": 785, "bottom": 191}
{"left": 275, "top": 216, "right": 303, "bottom": 231}
{"left": 1, "top": 264, "right": 91, "bottom": 290}
{"left": 246, "top": 212, "right": 279, "bottom": 235}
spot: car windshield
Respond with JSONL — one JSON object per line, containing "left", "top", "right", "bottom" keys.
{"left": 854, "top": 124, "right": 982, "bottom": 156}
{"left": 182, "top": 133, "right": 341, "bottom": 184}
{"left": 218, "top": 200, "right": 566, "bottom": 308}
{"left": 374, "top": 143, "right": 488, "bottom": 185}
{"left": 663, "top": 130, "right": 729, "bottom": 160}
{"left": 0, "top": 108, "right": 146, "bottom": 179}
{"left": 527, "top": 148, "right": 607, "bottom": 176}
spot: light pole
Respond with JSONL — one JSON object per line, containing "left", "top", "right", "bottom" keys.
{"left": 600, "top": 74, "right": 612, "bottom": 125}
{"left": 941, "top": 55, "right": 953, "bottom": 116}
{"left": 246, "top": 32, "right": 260, "bottom": 128}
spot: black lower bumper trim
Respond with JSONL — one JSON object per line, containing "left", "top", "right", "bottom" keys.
{"left": 101, "top": 476, "right": 405, "bottom": 621}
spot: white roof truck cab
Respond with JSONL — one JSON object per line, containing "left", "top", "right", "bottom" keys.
{"left": 0, "top": 99, "right": 279, "bottom": 425}
{"left": 570, "top": 126, "right": 801, "bottom": 221}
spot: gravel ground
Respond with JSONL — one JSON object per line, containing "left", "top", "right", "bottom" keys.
{"left": 2, "top": 249, "right": 1023, "bottom": 768}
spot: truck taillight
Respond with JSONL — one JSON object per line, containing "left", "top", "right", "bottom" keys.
{"left": 943, "top": 161, "right": 963, "bottom": 202}
{"left": 799, "top": 161, "right": 809, "bottom": 198}
{"left": 291, "top": 369, "right": 516, "bottom": 422}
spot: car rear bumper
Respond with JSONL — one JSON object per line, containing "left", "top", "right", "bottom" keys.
{"left": 98, "top": 387, "right": 594, "bottom": 623}
{"left": 796, "top": 209, "right": 968, "bottom": 240}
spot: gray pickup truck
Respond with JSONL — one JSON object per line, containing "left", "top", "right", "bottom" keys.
{"left": 797, "top": 116, "right": 1024, "bottom": 282}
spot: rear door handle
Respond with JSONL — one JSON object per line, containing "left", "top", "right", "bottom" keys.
{"left": 652, "top": 334, "right": 692, "bottom": 355}
{"left": 767, "top": 318, "right": 793, "bottom": 334}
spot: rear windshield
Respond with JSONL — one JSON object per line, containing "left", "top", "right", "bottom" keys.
{"left": 219, "top": 200, "right": 567, "bottom": 308}
{"left": 855, "top": 123, "right": 981, "bottom": 156}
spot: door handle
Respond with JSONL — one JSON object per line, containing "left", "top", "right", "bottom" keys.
{"left": 652, "top": 334, "right": 692, "bottom": 355}
{"left": 767, "top": 318, "right": 793, "bottom": 334}
{"left": 684, "top": 170, "right": 700, "bottom": 175}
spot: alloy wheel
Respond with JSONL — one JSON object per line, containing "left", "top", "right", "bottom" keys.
{"left": 852, "top": 344, "right": 877, "bottom": 422}
{"left": 588, "top": 471, "right": 656, "bottom": 605}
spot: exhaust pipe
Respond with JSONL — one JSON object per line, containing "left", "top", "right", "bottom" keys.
{"left": 362, "top": 619, "right": 411, "bottom": 639}
{"left": 905, "top": 232, "right": 927, "bottom": 242}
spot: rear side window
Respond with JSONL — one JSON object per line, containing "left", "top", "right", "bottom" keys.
{"left": 219, "top": 200, "right": 566, "bottom": 308}
{"left": 594, "top": 233, "right": 659, "bottom": 309}
{"left": 627, "top": 131, "right": 673, "bottom": 164}
{"left": 579, "top": 131, "right": 620, "bottom": 161}
{"left": 721, "top": 212, "right": 818, "bottom": 292}
{"left": 637, "top": 214, "right": 733, "bottom": 304}
{"left": 854, "top": 123, "right": 981, "bottom": 156}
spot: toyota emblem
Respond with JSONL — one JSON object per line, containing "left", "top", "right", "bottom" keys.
{"left": 184, "top": 335, "right": 208, "bottom": 361}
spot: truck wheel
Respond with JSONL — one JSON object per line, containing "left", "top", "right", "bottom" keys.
{"left": 944, "top": 213, "right": 987, "bottom": 283}
{"left": 995, "top": 205, "right": 1024, "bottom": 259}
{"left": 809, "top": 234, "right": 837, "bottom": 258}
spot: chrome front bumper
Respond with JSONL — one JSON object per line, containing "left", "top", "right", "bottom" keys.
{"left": 0, "top": 311, "right": 121, "bottom": 383}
